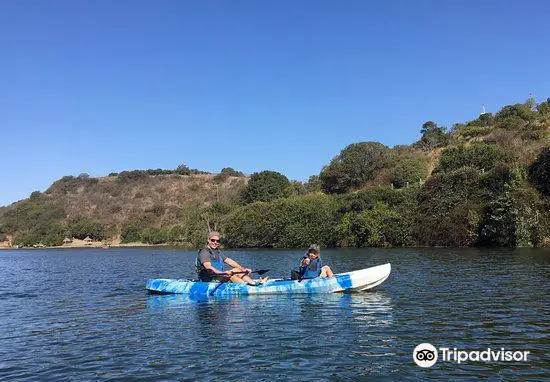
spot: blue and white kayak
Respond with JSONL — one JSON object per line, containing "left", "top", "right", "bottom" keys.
{"left": 146, "top": 263, "right": 391, "bottom": 296}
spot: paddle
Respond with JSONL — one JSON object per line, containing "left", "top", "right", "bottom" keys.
{"left": 209, "top": 269, "right": 270, "bottom": 296}
{"left": 227, "top": 269, "right": 270, "bottom": 276}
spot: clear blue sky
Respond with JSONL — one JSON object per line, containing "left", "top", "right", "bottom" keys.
{"left": 1, "top": 0, "right": 549, "bottom": 206}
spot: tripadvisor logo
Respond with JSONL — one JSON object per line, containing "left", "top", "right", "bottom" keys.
{"left": 413, "top": 343, "right": 530, "bottom": 368}
{"left": 413, "top": 343, "right": 438, "bottom": 367}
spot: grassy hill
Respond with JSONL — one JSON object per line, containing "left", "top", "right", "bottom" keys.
{"left": 0, "top": 171, "right": 247, "bottom": 247}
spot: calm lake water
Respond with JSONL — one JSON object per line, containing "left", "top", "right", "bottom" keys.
{"left": 0, "top": 247, "right": 548, "bottom": 380}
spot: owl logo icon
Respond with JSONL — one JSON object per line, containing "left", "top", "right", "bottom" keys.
{"left": 413, "top": 343, "right": 438, "bottom": 367}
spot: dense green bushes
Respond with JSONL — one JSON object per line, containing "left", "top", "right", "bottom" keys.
{"left": 67, "top": 217, "right": 111, "bottom": 240}
{"left": 418, "top": 121, "right": 449, "bottom": 149}
{"left": 391, "top": 157, "right": 429, "bottom": 188}
{"left": 14, "top": 223, "right": 66, "bottom": 247}
{"left": 437, "top": 143, "right": 511, "bottom": 173}
{"left": 416, "top": 167, "right": 487, "bottom": 246}
{"left": 320, "top": 142, "right": 391, "bottom": 194}
{"left": 2, "top": 194, "right": 66, "bottom": 238}
{"left": 214, "top": 167, "right": 245, "bottom": 183}
{"left": 223, "top": 194, "right": 342, "bottom": 248}
{"left": 241, "top": 171, "right": 292, "bottom": 203}
{"left": 479, "top": 183, "right": 542, "bottom": 247}
{"left": 46, "top": 175, "right": 98, "bottom": 195}
{"left": 528, "top": 147, "right": 550, "bottom": 196}
{"left": 224, "top": 188, "right": 419, "bottom": 248}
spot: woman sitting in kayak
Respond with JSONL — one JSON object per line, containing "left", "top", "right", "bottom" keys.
{"left": 196, "top": 231, "right": 268, "bottom": 284}
{"left": 295, "top": 244, "right": 334, "bottom": 279}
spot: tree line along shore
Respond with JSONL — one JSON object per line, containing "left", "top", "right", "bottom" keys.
{"left": 1, "top": 97, "right": 550, "bottom": 249}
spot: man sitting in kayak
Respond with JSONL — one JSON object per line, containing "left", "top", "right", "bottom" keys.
{"left": 197, "top": 231, "right": 268, "bottom": 284}
{"left": 296, "top": 244, "right": 334, "bottom": 279}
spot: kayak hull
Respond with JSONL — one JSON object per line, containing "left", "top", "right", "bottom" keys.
{"left": 146, "top": 263, "right": 391, "bottom": 296}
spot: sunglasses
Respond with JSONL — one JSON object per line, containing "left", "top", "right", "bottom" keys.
{"left": 209, "top": 238, "right": 220, "bottom": 243}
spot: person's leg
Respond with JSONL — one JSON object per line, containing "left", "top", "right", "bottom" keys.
{"left": 227, "top": 268, "right": 268, "bottom": 284}
{"left": 226, "top": 268, "right": 246, "bottom": 283}
{"left": 320, "top": 265, "right": 334, "bottom": 278}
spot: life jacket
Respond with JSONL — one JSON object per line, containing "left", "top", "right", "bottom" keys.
{"left": 196, "top": 247, "right": 225, "bottom": 275}
{"left": 291, "top": 256, "right": 323, "bottom": 280}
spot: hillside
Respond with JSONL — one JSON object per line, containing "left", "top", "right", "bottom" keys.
{"left": 0, "top": 171, "right": 247, "bottom": 247}
{"left": 1, "top": 97, "right": 550, "bottom": 248}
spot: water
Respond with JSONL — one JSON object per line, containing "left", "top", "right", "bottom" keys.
{"left": 0, "top": 247, "right": 548, "bottom": 380}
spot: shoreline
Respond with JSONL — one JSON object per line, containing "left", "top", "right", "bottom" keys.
{"left": 0, "top": 238, "right": 170, "bottom": 250}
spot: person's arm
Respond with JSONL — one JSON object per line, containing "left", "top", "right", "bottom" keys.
{"left": 300, "top": 256, "right": 310, "bottom": 266}
{"left": 224, "top": 257, "right": 251, "bottom": 273}
{"left": 199, "top": 250, "right": 231, "bottom": 275}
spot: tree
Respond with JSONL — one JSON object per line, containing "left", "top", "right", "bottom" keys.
{"left": 420, "top": 121, "right": 438, "bottom": 134}
{"left": 319, "top": 142, "right": 391, "bottom": 194}
{"left": 479, "top": 177, "right": 541, "bottom": 247}
{"left": 304, "top": 175, "right": 322, "bottom": 193}
{"left": 466, "top": 113, "right": 494, "bottom": 127}
{"left": 241, "top": 171, "right": 292, "bottom": 203}
{"left": 174, "top": 164, "right": 191, "bottom": 175}
{"left": 528, "top": 147, "right": 550, "bottom": 196}
{"left": 419, "top": 121, "right": 448, "bottom": 149}
{"left": 494, "top": 103, "right": 536, "bottom": 129}
{"left": 213, "top": 167, "right": 245, "bottom": 183}
{"left": 537, "top": 100, "right": 550, "bottom": 115}
{"left": 219, "top": 167, "right": 245, "bottom": 177}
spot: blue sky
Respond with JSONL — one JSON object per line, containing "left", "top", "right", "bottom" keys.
{"left": 1, "top": 0, "right": 549, "bottom": 206}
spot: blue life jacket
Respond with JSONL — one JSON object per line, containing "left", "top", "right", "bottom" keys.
{"left": 196, "top": 247, "right": 225, "bottom": 275}
{"left": 299, "top": 257, "right": 323, "bottom": 279}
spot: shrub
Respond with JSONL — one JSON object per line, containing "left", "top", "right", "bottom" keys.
{"left": 14, "top": 223, "right": 66, "bottom": 247}
{"left": 319, "top": 142, "right": 391, "bottom": 194}
{"left": 537, "top": 101, "right": 550, "bottom": 115}
{"left": 391, "top": 157, "right": 429, "bottom": 188}
{"left": 456, "top": 125, "right": 493, "bottom": 139}
{"left": 67, "top": 217, "right": 109, "bottom": 240}
{"left": 418, "top": 121, "right": 449, "bottom": 149}
{"left": 120, "top": 218, "right": 151, "bottom": 243}
{"left": 342, "top": 186, "right": 408, "bottom": 213}
{"left": 1, "top": 196, "right": 66, "bottom": 234}
{"left": 479, "top": 183, "right": 541, "bottom": 247}
{"left": 437, "top": 143, "right": 511, "bottom": 173}
{"left": 467, "top": 113, "right": 494, "bottom": 127}
{"left": 241, "top": 171, "right": 292, "bottom": 204}
{"left": 347, "top": 202, "right": 397, "bottom": 247}
{"left": 46, "top": 175, "right": 98, "bottom": 194}
{"left": 528, "top": 147, "right": 550, "bottom": 196}
{"left": 494, "top": 104, "right": 536, "bottom": 130}
{"left": 141, "top": 227, "right": 170, "bottom": 244}
{"left": 117, "top": 170, "right": 149, "bottom": 183}
{"left": 174, "top": 165, "right": 192, "bottom": 175}
{"left": 213, "top": 167, "right": 245, "bottom": 183}
{"left": 224, "top": 194, "right": 341, "bottom": 248}
{"left": 415, "top": 167, "right": 487, "bottom": 246}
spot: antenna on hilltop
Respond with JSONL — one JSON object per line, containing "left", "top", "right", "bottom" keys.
{"left": 480, "top": 104, "right": 486, "bottom": 115}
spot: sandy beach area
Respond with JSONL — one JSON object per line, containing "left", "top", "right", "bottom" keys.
{"left": 0, "top": 237, "right": 161, "bottom": 249}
